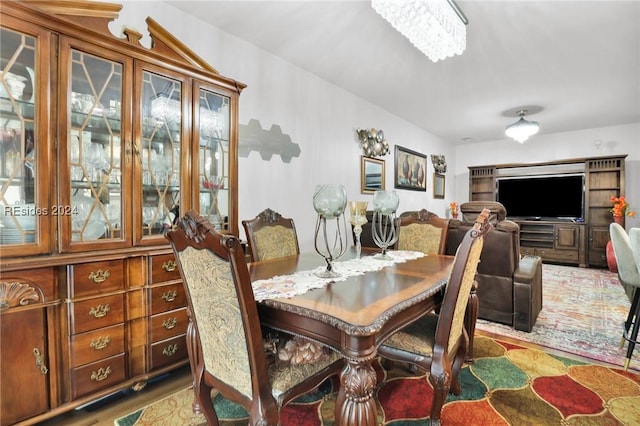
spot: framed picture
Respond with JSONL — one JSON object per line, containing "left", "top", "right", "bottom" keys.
{"left": 394, "top": 145, "right": 427, "bottom": 191}
{"left": 433, "top": 173, "right": 445, "bottom": 199}
{"left": 361, "top": 156, "right": 385, "bottom": 194}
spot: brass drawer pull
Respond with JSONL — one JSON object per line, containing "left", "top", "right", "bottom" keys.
{"left": 162, "top": 317, "right": 177, "bottom": 330}
{"left": 90, "top": 366, "right": 112, "bottom": 382}
{"left": 162, "top": 290, "right": 177, "bottom": 302}
{"left": 32, "top": 348, "right": 49, "bottom": 374}
{"left": 90, "top": 336, "right": 111, "bottom": 350}
{"left": 89, "top": 304, "right": 111, "bottom": 318}
{"left": 88, "top": 269, "right": 111, "bottom": 283}
{"left": 162, "top": 344, "right": 178, "bottom": 356}
{"left": 162, "top": 260, "right": 177, "bottom": 272}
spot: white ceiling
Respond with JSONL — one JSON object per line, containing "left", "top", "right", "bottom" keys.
{"left": 167, "top": 0, "right": 640, "bottom": 144}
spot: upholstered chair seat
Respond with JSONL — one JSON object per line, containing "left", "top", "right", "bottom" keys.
{"left": 166, "top": 211, "right": 342, "bottom": 425}
{"left": 379, "top": 209, "right": 492, "bottom": 426}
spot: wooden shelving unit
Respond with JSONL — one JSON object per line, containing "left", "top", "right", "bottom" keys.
{"left": 469, "top": 155, "right": 626, "bottom": 268}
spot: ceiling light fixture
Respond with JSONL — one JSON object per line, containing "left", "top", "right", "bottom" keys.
{"left": 371, "top": 0, "right": 468, "bottom": 63}
{"left": 505, "top": 109, "right": 540, "bottom": 143}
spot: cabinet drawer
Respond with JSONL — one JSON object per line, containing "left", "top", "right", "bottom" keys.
{"left": 71, "top": 323, "right": 125, "bottom": 367}
{"left": 151, "top": 308, "right": 189, "bottom": 342}
{"left": 150, "top": 254, "right": 181, "bottom": 284}
{"left": 150, "top": 283, "right": 187, "bottom": 315}
{"left": 71, "top": 353, "right": 127, "bottom": 399}
{"left": 150, "top": 334, "right": 188, "bottom": 370}
{"left": 0, "top": 268, "right": 56, "bottom": 302}
{"left": 538, "top": 249, "right": 578, "bottom": 263}
{"left": 70, "top": 294, "right": 124, "bottom": 334}
{"left": 70, "top": 260, "right": 125, "bottom": 298}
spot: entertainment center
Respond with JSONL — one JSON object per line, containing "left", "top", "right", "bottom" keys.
{"left": 469, "top": 155, "right": 626, "bottom": 268}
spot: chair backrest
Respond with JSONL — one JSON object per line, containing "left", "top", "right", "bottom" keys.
{"left": 242, "top": 208, "right": 300, "bottom": 262}
{"left": 166, "top": 210, "right": 270, "bottom": 403}
{"left": 436, "top": 208, "right": 492, "bottom": 356}
{"left": 630, "top": 228, "right": 640, "bottom": 273}
{"left": 395, "top": 209, "right": 450, "bottom": 254}
{"left": 610, "top": 223, "right": 640, "bottom": 287}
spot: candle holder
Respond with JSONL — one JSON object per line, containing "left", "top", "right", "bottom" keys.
{"left": 349, "top": 201, "right": 368, "bottom": 259}
{"left": 313, "top": 184, "right": 348, "bottom": 278}
{"left": 371, "top": 190, "right": 400, "bottom": 260}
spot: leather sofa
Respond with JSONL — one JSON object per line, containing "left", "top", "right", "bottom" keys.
{"left": 445, "top": 202, "right": 543, "bottom": 332}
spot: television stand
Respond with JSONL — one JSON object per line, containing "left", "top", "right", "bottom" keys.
{"left": 516, "top": 220, "right": 586, "bottom": 267}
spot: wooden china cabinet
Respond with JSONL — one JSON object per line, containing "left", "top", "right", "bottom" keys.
{"left": 0, "top": 1, "right": 244, "bottom": 424}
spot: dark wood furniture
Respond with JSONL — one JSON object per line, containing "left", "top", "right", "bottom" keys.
{"left": 395, "top": 209, "right": 450, "bottom": 254}
{"left": 242, "top": 208, "right": 300, "bottom": 262}
{"left": 166, "top": 211, "right": 343, "bottom": 424}
{"left": 379, "top": 209, "right": 491, "bottom": 426}
{"left": 250, "top": 248, "right": 475, "bottom": 426}
{"left": 0, "top": 2, "right": 242, "bottom": 424}
{"left": 468, "top": 155, "right": 626, "bottom": 267}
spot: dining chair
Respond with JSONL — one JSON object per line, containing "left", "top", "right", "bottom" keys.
{"left": 165, "top": 210, "right": 342, "bottom": 425}
{"left": 394, "top": 209, "right": 450, "bottom": 254}
{"left": 611, "top": 224, "right": 640, "bottom": 370}
{"left": 242, "top": 208, "right": 300, "bottom": 262}
{"left": 378, "top": 208, "right": 492, "bottom": 426}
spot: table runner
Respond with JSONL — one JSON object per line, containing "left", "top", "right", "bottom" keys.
{"left": 252, "top": 250, "right": 425, "bottom": 302}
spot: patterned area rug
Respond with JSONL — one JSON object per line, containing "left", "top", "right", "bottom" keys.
{"left": 114, "top": 336, "right": 640, "bottom": 425}
{"left": 476, "top": 263, "right": 640, "bottom": 370}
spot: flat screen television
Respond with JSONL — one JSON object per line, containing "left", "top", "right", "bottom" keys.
{"left": 496, "top": 174, "right": 585, "bottom": 220}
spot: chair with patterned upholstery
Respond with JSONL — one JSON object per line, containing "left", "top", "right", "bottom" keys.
{"left": 166, "top": 210, "right": 342, "bottom": 425}
{"left": 242, "top": 208, "right": 300, "bottom": 262}
{"left": 610, "top": 223, "right": 640, "bottom": 370}
{"left": 394, "top": 209, "right": 450, "bottom": 254}
{"left": 378, "top": 209, "right": 492, "bottom": 426}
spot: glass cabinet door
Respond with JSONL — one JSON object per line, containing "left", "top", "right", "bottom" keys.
{"left": 0, "top": 27, "right": 39, "bottom": 248}
{"left": 66, "top": 48, "right": 124, "bottom": 245}
{"left": 198, "top": 87, "right": 230, "bottom": 231}
{"left": 139, "top": 70, "right": 182, "bottom": 240}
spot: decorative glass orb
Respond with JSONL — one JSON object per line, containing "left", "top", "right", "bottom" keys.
{"left": 313, "top": 184, "right": 347, "bottom": 219}
{"left": 372, "top": 190, "right": 399, "bottom": 215}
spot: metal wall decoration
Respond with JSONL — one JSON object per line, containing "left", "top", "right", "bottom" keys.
{"left": 357, "top": 128, "right": 389, "bottom": 157}
{"left": 431, "top": 154, "right": 447, "bottom": 174}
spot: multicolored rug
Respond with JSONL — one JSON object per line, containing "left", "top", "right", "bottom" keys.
{"left": 475, "top": 263, "right": 640, "bottom": 370}
{"left": 114, "top": 336, "right": 640, "bottom": 425}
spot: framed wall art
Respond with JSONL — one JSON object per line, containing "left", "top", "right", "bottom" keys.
{"left": 361, "top": 156, "right": 385, "bottom": 194}
{"left": 394, "top": 145, "right": 427, "bottom": 191}
{"left": 433, "top": 173, "right": 445, "bottom": 199}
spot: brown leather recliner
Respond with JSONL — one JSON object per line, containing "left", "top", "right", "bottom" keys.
{"left": 445, "top": 201, "right": 543, "bottom": 332}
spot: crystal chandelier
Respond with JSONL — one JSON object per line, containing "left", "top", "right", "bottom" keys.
{"left": 371, "top": 0, "right": 468, "bottom": 62}
{"left": 505, "top": 110, "right": 540, "bottom": 143}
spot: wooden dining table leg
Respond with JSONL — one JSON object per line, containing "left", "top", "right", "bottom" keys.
{"left": 464, "top": 280, "right": 479, "bottom": 362}
{"left": 335, "top": 357, "right": 378, "bottom": 426}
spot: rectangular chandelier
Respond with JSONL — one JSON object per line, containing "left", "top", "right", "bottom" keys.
{"left": 371, "top": 0, "right": 468, "bottom": 62}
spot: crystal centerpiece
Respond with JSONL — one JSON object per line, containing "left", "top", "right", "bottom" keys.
{"left": 349, "top": 201, "right": 368, "bottom": 259}
{"left": 313, "top": 184, "right": 348, "bottom": 277}
{"left": 371, "top": 190, "right": 400, "bottom": 259}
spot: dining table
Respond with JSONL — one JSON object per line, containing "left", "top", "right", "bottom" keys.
{"left": 249, "top": 248, "right": 479, "bottom": 426}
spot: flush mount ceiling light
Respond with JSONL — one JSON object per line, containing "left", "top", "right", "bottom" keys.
{"left": 505, "top": 109, "right": 540, "bottom": 143}
{"left": 371, "top": 0, "right": 468, "bottom": 63}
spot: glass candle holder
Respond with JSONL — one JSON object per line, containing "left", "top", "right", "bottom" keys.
{"left": 371, "top": 190, "right": 400, "bottom": 260}
{"left": 349, "top": 201, "right": 368, "bottom": 259}
{"left": 313, "top": 184, "right": 348, "bottom": 277}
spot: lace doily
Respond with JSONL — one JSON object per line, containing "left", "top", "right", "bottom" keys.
{"left": 252, "top": 250, "right": 425, "bottom": 302}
